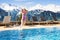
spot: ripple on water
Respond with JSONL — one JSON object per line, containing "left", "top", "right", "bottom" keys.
{"left": 0, "top": 30, "right": 21, "bottom": 40}
{"left": 22, "top": 27, "right": 60, "bottom": 40}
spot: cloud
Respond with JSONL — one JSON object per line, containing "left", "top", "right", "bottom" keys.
{"left": 19, "top": 2, "right": 33, "bottom": 10}
{"left": 29, "top": 4, "right": 60, "bottom": 12}
{"left": 14, "top": 0, "right": 32, "bottom": 1}
{"left": 14, "top": 0, "right": 28, "bottom": 1}
{"left": 1, "top": 3, "right": 60, "bottom": 12}
{"left": 14, "top": 0, "right": 22, "bottom": 1}
{"left": 25, "top": 2, "right": 33, "bottom": 5}
{"left": 0, "top": 3, "right": 19, "bottom": 11}
{"left": 29, "top": 4, "right": 42, "bottom": 10}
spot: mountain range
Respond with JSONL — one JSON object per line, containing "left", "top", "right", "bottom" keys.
{"left": 0, "top": 4, "right": 20, "bottom": 21}
{"left": 0, "top": 4, "right": 60, "bottom": 22}
{"left": 27, "top": 9, "right": 60, "bottom": 21}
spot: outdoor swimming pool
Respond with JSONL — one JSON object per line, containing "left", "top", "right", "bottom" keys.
{"left": 0, "top": 30, "right": 22, "bottom": 40}
{"left": 0, "top": 27, "right": 60, "bottom": 40}
{"left": 22, "top": 27, "right": 60, "bottom": 40}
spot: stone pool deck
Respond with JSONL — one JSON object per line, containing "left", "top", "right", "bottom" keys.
{"left": 22, "top": 24, "right": 60, "bottom": 29}
{"left": 0, "top": 24, "right": 60, "bottom": 31}
{"left": 0, "top": 26, "right": 21, "bottom": 31}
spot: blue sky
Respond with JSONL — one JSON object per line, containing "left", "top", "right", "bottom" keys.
{"left": 0, "top": 0, "right": 60, "bottom": 12}
{"left": 0, "top": 0, "right": 60, "bottom": 7}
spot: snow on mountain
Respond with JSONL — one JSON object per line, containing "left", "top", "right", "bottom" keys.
{"left": 29, "top": 4, "right": 60, "bottom": 12}
{"left": 0, "top": 3, "right": 20, "bottom": 11}
{"left": 0, "top": 3, "right": 21, "bottom": 21}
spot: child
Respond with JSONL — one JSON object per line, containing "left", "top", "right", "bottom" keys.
{"left": 21, "top": 9, "right": 28, "bottom": 25}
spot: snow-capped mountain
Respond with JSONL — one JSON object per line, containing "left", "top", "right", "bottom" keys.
{"left": 0, "top": 3, "right": 60, "bottom": 22}
{"left": 0, "top": 3, "right": 21, "bottom": 21}
{"left": 29, "top": 4, "right": 60, "bottom": 12}
{"left": 27, "top": 9, "right": 60, "bottom": 21}
{"left": 0, "top": 3, "right": 21, "bottom": 11}
{"left": 0, "top": 8, "right": 8, "bottom": 21}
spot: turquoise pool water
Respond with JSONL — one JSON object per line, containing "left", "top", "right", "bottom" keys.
{"left": 22, "top": 27, "right": 60, "bottom": 40}
{"left": 0, "top": 30, "right": 22, "bottom": 40}
{"left": 0, "top": 28, "right": 60, "bottom": 40}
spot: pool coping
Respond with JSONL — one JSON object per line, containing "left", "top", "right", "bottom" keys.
{"left": 0, "top": 24, "right": 60, "bottom": 31}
